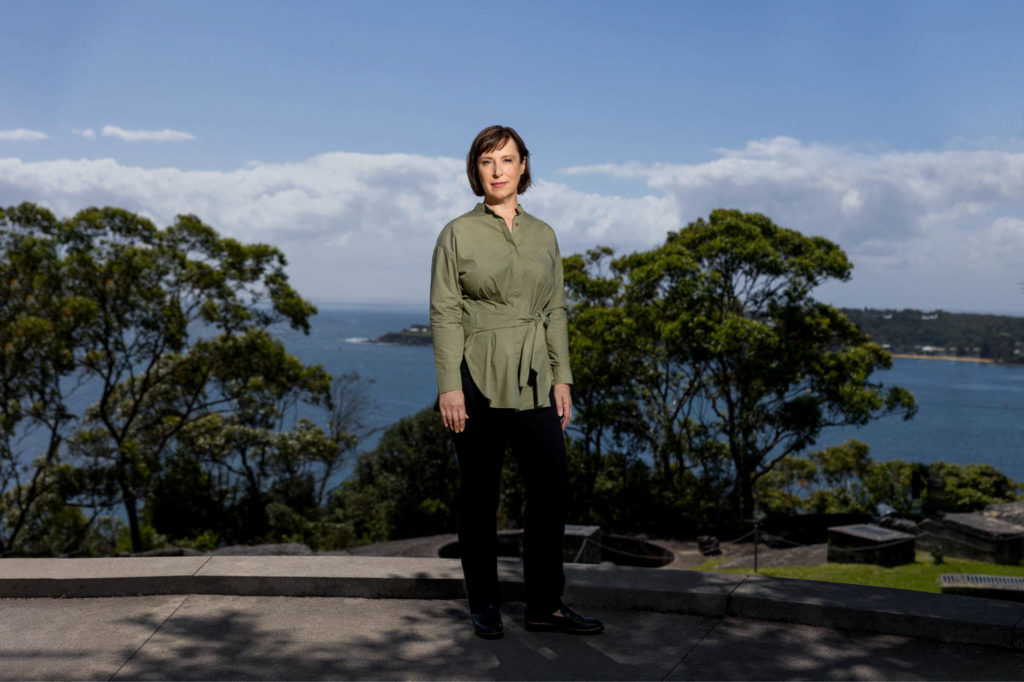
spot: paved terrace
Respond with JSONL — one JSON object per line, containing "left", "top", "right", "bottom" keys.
{"left": 2, "top": 556, "right": 1024, "bottom": 680}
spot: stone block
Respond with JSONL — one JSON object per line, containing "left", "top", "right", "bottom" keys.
{"left": 564, "top": 524, "right": 602, "bottom": 564}
{"left": 827, "top": 524, "right": 916, "bottom": 566}
{"left": 918, "top": 513, "right": 1024, "bottom": 565}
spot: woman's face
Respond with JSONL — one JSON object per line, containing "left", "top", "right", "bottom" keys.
{"left": 477, "top": 138, "right": 526, "bottom": 205}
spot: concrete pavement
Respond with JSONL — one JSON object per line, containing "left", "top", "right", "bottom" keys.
{"left": 2, "top": 556, "right": 1024, "bottom": 680}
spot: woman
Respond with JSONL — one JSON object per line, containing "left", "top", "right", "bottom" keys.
{"left": 430, "top": 125, "right": 604, "bottom": 639}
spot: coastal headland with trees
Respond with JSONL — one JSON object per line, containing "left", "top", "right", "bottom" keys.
{"left": 2, "top": 203, "right": 1019, "bottom": 558}
{"left": 842, "top": 308, "right": 1024, "bottom": 364}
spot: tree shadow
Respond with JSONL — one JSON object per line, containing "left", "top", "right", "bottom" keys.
{"left": 669, "top": 615, "right": 1024, "bottom": 681}
{"left": 111, "top": 595, "right": 711, "bottom": 680}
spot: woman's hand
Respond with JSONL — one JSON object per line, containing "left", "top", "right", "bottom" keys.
{"left": 439, "top": 389, "right": 468, "bottom": 433}
{"left": 554, "top": 383, "right": 573, "bottom": 431}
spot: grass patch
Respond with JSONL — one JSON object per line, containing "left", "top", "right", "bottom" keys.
{"left": 698, "top": 551, "right": 1024, "bottom": 593}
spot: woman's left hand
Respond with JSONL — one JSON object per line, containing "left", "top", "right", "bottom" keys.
{"left": 554, "top": 383, "right": 572, "bottom": 431}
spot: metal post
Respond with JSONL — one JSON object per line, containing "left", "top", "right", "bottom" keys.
{"left": 753, "top": 521, "right": 759, "bottom": 573}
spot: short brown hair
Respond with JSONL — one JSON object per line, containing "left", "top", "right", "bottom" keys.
{"left": 466, "top": 125, "right": 531, "bottom": 197}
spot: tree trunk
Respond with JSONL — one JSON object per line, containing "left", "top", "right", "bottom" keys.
{"left": 122, "top": 485, "right": 143, "bottom": 553}
{"left": 732, "top": 457, "right": 756, "bottom": 523}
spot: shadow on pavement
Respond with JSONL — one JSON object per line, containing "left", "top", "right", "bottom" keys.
{"left": 97, "top": 594, "right": 1024, "bottom": 681}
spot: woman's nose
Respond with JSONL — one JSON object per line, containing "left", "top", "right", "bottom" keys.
{"left": 491, "top": 163, "right": 501, "bottom": 176}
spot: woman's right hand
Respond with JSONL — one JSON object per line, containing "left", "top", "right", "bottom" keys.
{"left": 439, "top": 389, "right": 468, "bottom": 433}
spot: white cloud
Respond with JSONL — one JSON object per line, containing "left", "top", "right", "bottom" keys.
{"left": 100, "top": 125, "right": 195, "bottom": 142}
{"left": 3, "top": 139, "right": 1024, "bottom": 312}
{"left": 565, "top": 137, "right": 1024, "bottom": 312}
{"left": 74, "top": 128, "right": 97, "bottom": 139}
{"left": 0, "top": 151, "right": 674, "bottom": 305}
{"left": 988, "top": 216, "right": 1024, "bottom": 252}
{"left": 0, "top": 128, "right": 48, "bottom": 141}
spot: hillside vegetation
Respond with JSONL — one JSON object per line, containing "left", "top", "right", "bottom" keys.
{"left": 842, "top": 308, "right": 1024, "bottom": 364}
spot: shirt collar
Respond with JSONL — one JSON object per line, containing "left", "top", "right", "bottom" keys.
{"left": 477, "top": 202, "right": 524, "bottom": 218}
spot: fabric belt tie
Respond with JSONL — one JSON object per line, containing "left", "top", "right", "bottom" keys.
{"left": 463, "top": 309, "right": 551, "bottom": 390}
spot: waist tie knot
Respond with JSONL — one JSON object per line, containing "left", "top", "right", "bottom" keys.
{"left": 462, "top": 308, "right": 552, "bottom": 392}
{"left": 518, "top": 310, "right": 551, "bottom": 391}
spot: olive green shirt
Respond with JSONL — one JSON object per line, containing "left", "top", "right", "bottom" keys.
{"left": 430, "top": 203, "right": 572, "bottom": 411}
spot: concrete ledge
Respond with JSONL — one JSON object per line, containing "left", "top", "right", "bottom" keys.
{"left": 561, "top": 562, "right": 747, "bottom": 617}
{"left": 0, "top": 557, "right": 210, "bottom": 598}
{"left": 195, "top": 556, "right": 467, "bottom": 599}
{"left": 729, "top": 573, "right": 1024, "bottom": 650}
{"left": 3, "top": 556, "right": 1023, "bottom": 650}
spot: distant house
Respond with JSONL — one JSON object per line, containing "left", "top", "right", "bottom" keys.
{"left": 408, "top": 324, "right": 430, "bottom": 333}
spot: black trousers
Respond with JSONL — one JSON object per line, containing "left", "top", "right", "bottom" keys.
{"left": 452, "top": 366, "right": 568, "bottom": 616}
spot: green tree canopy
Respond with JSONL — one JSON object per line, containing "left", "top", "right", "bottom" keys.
{"left": 1, "top": 203, "right": 340, "bottom": 554}
{"left": 566, "top": 209, "right": 917, "bottom": 529}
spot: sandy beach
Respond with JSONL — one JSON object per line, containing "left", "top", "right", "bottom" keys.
{"left": 891, "top": 353, "right": 994, "bottom": 364}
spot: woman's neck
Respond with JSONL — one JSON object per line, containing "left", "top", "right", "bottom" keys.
{"left": 485, "top": 198, "right": 518, "bottom": 231}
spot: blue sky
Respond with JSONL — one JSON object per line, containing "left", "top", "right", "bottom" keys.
{"left": 3, "top": 0, "right": 1024, "bottom": 312}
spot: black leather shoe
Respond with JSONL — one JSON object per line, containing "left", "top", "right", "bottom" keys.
{"left": 525, "top": 604, "right": 604, "bottom": 634}
{"left": 471, "top": 604, "right": 504, "bottom": 639}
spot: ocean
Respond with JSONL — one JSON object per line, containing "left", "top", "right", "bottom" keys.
{"left": 282, "top": 306, "right": 1024, "bottom": 482}
{"left": 12, "top": 305, "right": 1023, "bottom": 484}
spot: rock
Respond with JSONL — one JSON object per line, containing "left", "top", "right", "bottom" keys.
{"left": 132, "top": 547, "right": 205, "bottom": 557}
{"left": 984, "top": 502, "right": 1024, "bottom": 528}
{"left": 697, "top": 536, "right": 721, "bottom": 556}
{"left": 878, "top": 516, "right": 919, "bottom": 535}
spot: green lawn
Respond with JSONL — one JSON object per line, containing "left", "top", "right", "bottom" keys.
{"left": 697, "top": 551, "right": 1024, "bottom": 593}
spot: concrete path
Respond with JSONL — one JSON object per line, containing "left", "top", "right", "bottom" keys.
{"left": 2, "top": 556, "right": 1024, "bottom": 680}
{"left": 3, "top": 595, "right": 1024, "bottom": 680}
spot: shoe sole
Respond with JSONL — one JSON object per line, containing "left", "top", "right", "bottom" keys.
{"left": 473, "top": 629, "right": 505, "bottom": 639}
{"left": 524, "top": 621, "right": 604, "bottom": 634}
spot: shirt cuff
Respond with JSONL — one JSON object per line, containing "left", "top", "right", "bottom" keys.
{"left": 437, "top": 371, "right": 463, "bottom": 394}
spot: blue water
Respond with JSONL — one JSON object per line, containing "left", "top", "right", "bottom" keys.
{"left": 819, "top": 358, "right": 1024, "bottom": 478}
{"left": 13, "top": 306, "right": 1024, "bottom": 483}
{"left": 287, "top": 307, "right": 1024, "bottom": 482}
{"left": 273, "top": 304, "right": 438, "bottom": 435}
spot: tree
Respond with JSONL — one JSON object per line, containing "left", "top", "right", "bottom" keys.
{"left": 2, "top": 203, "right": 332, "bottom": 553}
{"left": 755, "top": 440, "right": 1016, "bottom": 517}
{"left": 1, "top": 203, "right": 99, "bottom": 555}
{"left": 566, "top": 210, "right": 917, "bottom": 529}
{"left": 562, "top": 247, "right": 648, "bottom": 519}
{"left": 331, "top": 407, "right": 458, "bottom": 544}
